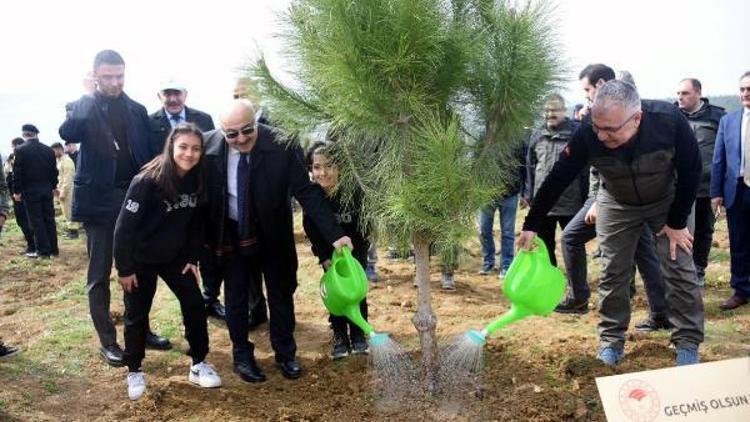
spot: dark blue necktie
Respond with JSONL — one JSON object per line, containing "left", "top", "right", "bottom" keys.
{"left": 170, "top": 114, "right": 181, "bottom": 125}
{"left": 237, "top": 152, "right": 250, "bottom": 234}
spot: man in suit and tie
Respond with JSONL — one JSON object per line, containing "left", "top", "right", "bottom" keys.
{"left": 150, "top": 80, "right": 227, "bottom": 321}
{"left": 203, "top": 100, "right": 352, "bottom": 382}
{"left": 711, "top": 71, "right": 750, "bottom": 310}
{"left": 151, "top": 79, "right": 215, "bottom": 137}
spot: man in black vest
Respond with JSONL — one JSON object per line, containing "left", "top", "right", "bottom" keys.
{"left": 149, "top": 80, "right": 226, "bottom": 320}
{"left": 12, "top": 124, "right": 58, "bottom": 258}
{"left": 520, "top": 81, "right": 704, "bottom": 367}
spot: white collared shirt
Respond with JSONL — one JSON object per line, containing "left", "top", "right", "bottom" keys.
{"left": 167, "top": 108, "right": 187, "bottom": 128}
{"left": 741, "top": 107, "right": 750, "bottom": 177}
{"left": 227, "top": 147, "right": 241, "bottom": 221}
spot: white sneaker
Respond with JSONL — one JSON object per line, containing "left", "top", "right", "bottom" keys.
{"left": 127, "top": 371, "right": 146, "bottom": 401}
{"left": 189, "top": 361, "right": 222, "bottom": 388}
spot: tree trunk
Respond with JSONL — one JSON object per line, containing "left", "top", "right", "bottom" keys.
{"left": 411, "top": 231, "right": 438, "bottom": 392}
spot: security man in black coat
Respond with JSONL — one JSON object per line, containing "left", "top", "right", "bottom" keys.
{"left": 203, "top": 100, "right": 352, "bottom": 382}
{"left": 6, "top": 137, "right": 36, "bottom": 254}
{"left": 12, "top": 124, "right": 58, "bottom": 258}
{"left": 149, "top": 79, "right": 227, "bottom": 320}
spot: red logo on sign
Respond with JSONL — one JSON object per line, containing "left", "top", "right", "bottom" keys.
{"left": 618, "top": 379, "right": 660, "bottom": 422}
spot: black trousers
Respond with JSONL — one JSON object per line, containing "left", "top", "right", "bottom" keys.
{"left": 200, "top": 246, "right": 222, "bottom": 304}
{"left": 24, "top": 195, "right": 58, "bottom": 256}
{"left": 536, "top": 215, "right": 573, "bottom": 267}
{"left": 13, "top": 200, "right": 35, "bottom": 252}
{"left": 692, "top": 197, "right": 716, "bottom": 274}
{"left": 124, "top": 263, "right": 209, "bottom": 372}
{"left": 223, "top": 252, "right": 296, "bottom": 364}
{"left": 201, "top": 245, "right": 268, "bottom": 319}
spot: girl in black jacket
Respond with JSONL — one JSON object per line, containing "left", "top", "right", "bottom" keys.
{"left": 114, "top": 123, "right": 221, "bottom": 401}
{"left": 302, "top": 141, "right": 370, "bottom": 360}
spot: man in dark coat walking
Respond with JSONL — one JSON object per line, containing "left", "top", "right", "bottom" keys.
{"left": 12, "top": 124, "right": 58, "bottom": 258}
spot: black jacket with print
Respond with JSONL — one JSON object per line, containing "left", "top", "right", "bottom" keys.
{"left": 303, "top": 187, "right": 369, "bottom": 268}
{"left": 114, "top": 171, "right": 204, "bottom": 277}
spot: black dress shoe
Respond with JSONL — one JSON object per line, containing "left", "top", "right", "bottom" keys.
{"left": 100, "top": 344, "right": 125, "bottom": 367}
{"left": 234, "top": 360, "right": 266, "bottom": 383}
{"left": 248, "top": 313, "right": 268, "bottom": 331}
{"left": 206, "top": 300, "right": 226, "bottom": 320}
{"left": 276, "top": 359, "right": 302, "bottom": 379}
{"left": 145, "top": 332, "right": 172, "bottom": 350}
{"left": 554, "top": 298, "right": 589, "bottom": 315}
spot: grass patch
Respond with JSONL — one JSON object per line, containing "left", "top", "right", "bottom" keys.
{"left": 704, "top": 318, "right": 745, "bottom": 344}
{"left": 54, "top": 278, "right": 87, "bottom": 301}
{"left": 149, "top": 283, "right": 185, "bottom": 341}
{"left": 708, "top": 248, "right": 731, "bottom": 263}
{"left": 25, "top": 307, "right": 94, "bottom": 376}
{"left": 41, "top": 380, "right": 64, "bottom": 395}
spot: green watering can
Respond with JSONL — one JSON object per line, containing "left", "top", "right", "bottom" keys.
{"left": 320, "top": 247, "right": 390, "bottom": 346}
{"left": 467, "top": 237, "right": 566, "bottom": 345}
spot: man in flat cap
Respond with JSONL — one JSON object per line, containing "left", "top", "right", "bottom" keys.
{"left": 12, "top": 124, "right": 59, "bottom": 258}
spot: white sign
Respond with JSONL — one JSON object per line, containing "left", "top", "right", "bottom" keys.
{"left": 596, "top": 357, "right": 750, "bottom": 421}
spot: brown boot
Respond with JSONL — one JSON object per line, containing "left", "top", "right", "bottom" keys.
{"left": 719, "top": 294, "right": 748, "bottom": 311}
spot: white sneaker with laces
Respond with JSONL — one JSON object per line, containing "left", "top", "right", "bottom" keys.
{"left": 127, "top": 371, "right": 146, "bottom": 401}
{"left": 189, "top": 361, "right": 222, "bottom": 388}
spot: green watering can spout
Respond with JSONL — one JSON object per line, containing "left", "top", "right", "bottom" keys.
{"left": 344, "top": 306, "right": 375, "bottom": 336}
{"left": 477, "top": 237, "right": 566, "bottom": 341}
{"left": 483, "top": 305, "right": 534, "bottom": 337}
{"left": 320, "top": 246, "right": 374, "bottom": 336}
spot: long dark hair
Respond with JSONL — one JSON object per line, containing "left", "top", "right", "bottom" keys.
{"left": 305, "top": 140, "right": 336, "bottom": 171}
{"left": 140, "top": 122, "right": 206, "bottom": 202}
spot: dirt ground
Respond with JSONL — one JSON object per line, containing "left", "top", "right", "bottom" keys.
{"left": 1, "top": 212, "right": 748, "bottom": 421}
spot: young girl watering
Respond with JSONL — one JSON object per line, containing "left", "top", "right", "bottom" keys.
{"left": 303, "top": 141, "right": 370, "bottom": 360}
{"left": 114, "top": 123, "right": 221, "bottom": 400}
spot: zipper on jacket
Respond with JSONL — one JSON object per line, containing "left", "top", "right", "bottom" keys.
{"left": 628, "top": 164, "right": 644, "bottom": 205}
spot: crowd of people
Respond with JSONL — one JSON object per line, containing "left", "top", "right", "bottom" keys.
{"left": 1, "top": 48, "right": 749, "bottom": 400}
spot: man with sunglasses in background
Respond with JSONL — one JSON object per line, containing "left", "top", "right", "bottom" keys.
{"left": 203, "top": 100, "right": 351, "bottom": 383}
{"left": 519, "top": 80, "right": 704, "bottom": 367}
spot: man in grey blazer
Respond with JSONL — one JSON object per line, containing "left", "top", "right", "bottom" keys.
{"left": 711, "top": 70, "right": 750, "bottom": 311}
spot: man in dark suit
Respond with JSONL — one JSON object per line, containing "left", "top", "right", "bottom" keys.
{"left": 203, "top": 100, "right": 352, "bottom": 382}
{"left": 59, "top": 49, "right": 169, "bottom": 367}
{"left": 711, "top": 70, "right": 750, "bottom": 310}
{"left": 149, "top": 80, "right": 226, "bottom": 321}
{"left": 6, "top": 137, "right": 36, "bottom": 255}
{"left": 150, "top": 79, "right": 215, "bottom": 140}
{"left": 12, "top": 124, "right": 58, "bottom": 258}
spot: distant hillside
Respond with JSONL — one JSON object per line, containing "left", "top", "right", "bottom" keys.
{"left": 662, "top": 95, "right": 742, "bottom": 113}
{"left": 707, "top": 95, "right": 742, "bottom": 112}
